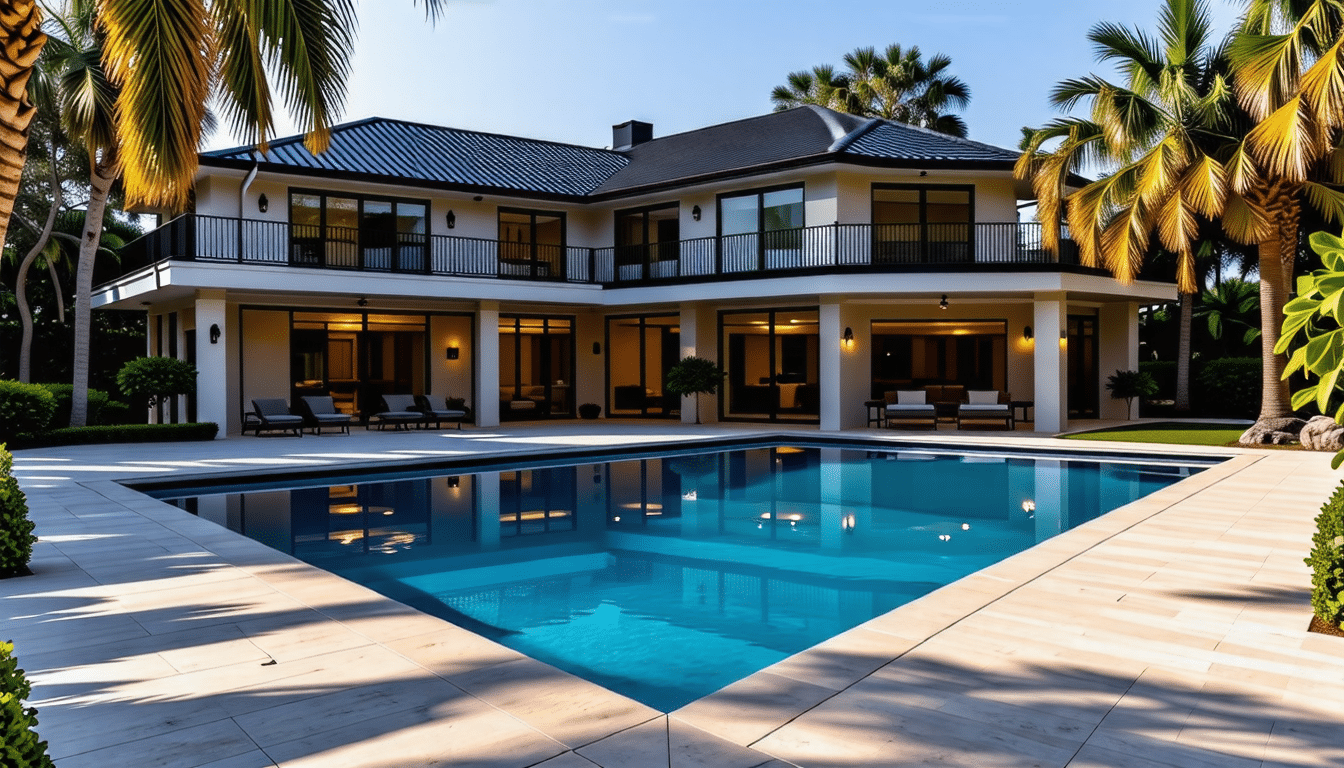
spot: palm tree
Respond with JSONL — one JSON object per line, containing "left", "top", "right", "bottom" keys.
{"left": 770, "top": 65, "right": 851, "bottom": 112}
{"left": 0, "top": 0, "right": 47, "bottom": 261}
{"left": 1196, "top": 277, "right": 1260, "bottom": 355}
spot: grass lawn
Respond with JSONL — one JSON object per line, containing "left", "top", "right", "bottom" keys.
{"left": 1061, "top": 421, "right": 1253, "bottom": 446}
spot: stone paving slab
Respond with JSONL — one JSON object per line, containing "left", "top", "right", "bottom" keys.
{"left": 3, "top": 424, "right": 1340, "bottom": 767}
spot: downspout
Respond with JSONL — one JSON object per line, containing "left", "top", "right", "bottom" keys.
{"left": 238, "top": 161, "right": 260, "bottom": 262}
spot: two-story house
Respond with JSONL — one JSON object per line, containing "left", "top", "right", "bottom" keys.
{"left": 93, "top": 105, "right": 1173, "bottom": 435}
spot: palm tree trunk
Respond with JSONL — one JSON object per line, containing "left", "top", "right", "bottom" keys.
{"left": 0, "top": 0, "right": 46, "bottom": 254}
{"left": 16, "top": 146, "right": 61, "bottom": 382}
{"left": 1174, "top": 291, "right": 1193, "bottom": 413}
{"left": 45, "top": 255, "right": 63, "bottom": 322}
{"left": 1253, "top": 236, "right": 1292, "bottom": 422}
{"left": 69, "top": 156, "right": 117, "bottom": 427}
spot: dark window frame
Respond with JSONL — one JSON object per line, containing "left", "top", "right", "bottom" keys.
{"left": 868, "top": 318, "right": 1008, "bottom": 399}
{"left": 715, "top": 183, "right": 805, "bottom": 272}
{"left": 498, "top": 313, "right": 577, "bottom": 419}
{"left": 613, "top": 202, "right": 680, "bottom": 275}
{"left": 604, "top": 312, "right": 680, "bottom": 419}
{"left": 497, "top": 206, "right": 568, "bottom": 280}
{"left": 716, "top": 305, "right": 820, "bottom": 425}
{"left": 870, "top": 182, "right": 976, "bottom": 264}
{"left": 287, "top": 188, "right": 431, "bottom": 273}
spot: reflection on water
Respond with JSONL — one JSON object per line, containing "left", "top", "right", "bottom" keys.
{"left": 166, "top": 445, "right": 1204, "bottom": 711}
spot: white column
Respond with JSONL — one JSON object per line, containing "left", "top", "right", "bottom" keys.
{"left": 679, "top": 304, "right": 699, "bottom": 424}
{"left": 819, "top": 302, "right": 842, "bottom": 431}
{"left": 1098, "top": 302, "right": 1141, "bottom": 419}
{"left": 146, "top": 313, "right": 160, "bottom": 424}
{"left": 476, "top": 302, "right": 500, "bottom": 427}
{"left": 194, "top": 294, "right": 228, "bottom": 437}
{"left": 1033, "top": 292, "right": 1067, "bottom": 433}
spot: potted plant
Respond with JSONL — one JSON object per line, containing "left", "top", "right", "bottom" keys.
{"left": 578, "top": 403, "right": 602, "bottom": 419}
{"left": 664, "top": 356, "right": 727, "bottom": 424}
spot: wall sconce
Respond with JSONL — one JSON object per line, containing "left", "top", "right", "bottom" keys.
{"left": 592, "top": 341, "right": 602, "bottom": 355}
{"left": 257, "top": 193, "right": 268, "bottom": 213}
{"left": 445, "top": 346, "right": 459, "bottom": 360}
{"left": 842, "top": 326, "right": 854, "bottom": 348}
{"left": 447, "top": 476, "right": 459, "bottom": 488}
{"left": 356, "top": 297, "right": 368, "bottom": 307}
{"left": 939, "top": 294, "right": 949, "bottom": 310}
{"left": 1059, "top": 328, "right": 1068, "bottom": 348}
{"left": 919, "top": 170, "right": 928, "bottom": 177}
{"left": 472, "top": 195, "right": 483, "bottom": 202}
{"left": 1022, "top": 325, "right": 1033, "bottom": 341}
{"left": 691, "top": 205, "right": 701, "bottom": 221}
{"left": 445, "top": 210, "right": 456, "bottom": 229}
{"left": 209, "top": 324, "right": 221, "bottom": 344}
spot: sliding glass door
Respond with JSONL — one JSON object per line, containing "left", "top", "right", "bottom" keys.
{"left": 499, "top": 315, "right": 575, "bottom": 419}
{"left": 607, "top": 314, "right": 681, "bottom": 418}
{"left": 720, "top": 308, "right": 819, "bottom": 422}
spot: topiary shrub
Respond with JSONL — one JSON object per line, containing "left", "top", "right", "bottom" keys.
{"left": 1195, "top": 358, "right": 1261, "bottom": 418}
{"left": 0, "top": 382, "right": 56, "bottom": 443}
{"left": 0, "top": 446, "right": 35, "bottom": 578}
{"left": 1307, "top": 481, "right": 1344, "bottom": 629}
{"left": 38, "top": 384, "right": 109, "bottom": 428}
{"left": 116, "top": 357, "right": 197, "bottom": 409}
{"left": 0, "top": 641, "right": 55, "bottom": 768}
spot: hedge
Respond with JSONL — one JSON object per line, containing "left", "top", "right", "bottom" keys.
{"left": 0, "top": 382, "right": 55, "bottom": 443}
{"left": 1308, "top": 481, "right": 1344, "bottom": 628}
{"left": 14, "top": 422, "right": 218, "bottom": 449}
{"left": 0, "top": 447, "right": 34, "bottom": 578}
{"left": 1195, "top": 357, "right": 1261, "bottom": 419}
{"left": 37, "top": 384, "right": 109, "bottom": 427}
{"left": 0, "top": 641, "right": 53, "bottom": 768}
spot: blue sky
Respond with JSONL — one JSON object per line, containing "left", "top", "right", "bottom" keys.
{"left": 211, "top": 0, "right": 1246, "bottom": 153}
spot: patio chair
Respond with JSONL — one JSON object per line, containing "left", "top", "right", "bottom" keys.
{"left": 299, "top": 395, "right": 354, "bottom": 435}
{"left": 884, "top": 390, "right": 938, "bottom": 430}
{"left": 416, "top": 395, "right": 467, "bottom": 429}
{"left": 249, "top": 398, "right": 304, "bottom": 437}
{"left": 957, "top": 390, "right": 1014, "bottom": 430}
{"left": 370, "top": 394, "right": 425, "bottom": 430}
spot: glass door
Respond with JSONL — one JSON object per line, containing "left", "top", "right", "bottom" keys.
{"left": 1068, "top": 315, "right": 1099, "bottom": 419}
{"left": 720, "top": 308, "right": 819, "bottom": 422}
{"left": 499, "top": 316, "right": 575, "bottom": 419}
{"left": 872, "top": 184, "right": 973, "bottom": 264}
{"left": 498, "top": 209, "right": 565, "bottom": 280}
{"left": 607, "top": 314, "right": 681, "bottom": 417}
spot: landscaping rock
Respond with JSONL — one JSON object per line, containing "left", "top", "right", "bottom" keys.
{"left": 1300, "top": 415, "right": 1344, "bottom": 452}
{"left": 1239, "top": 417, "right": 1306, "bottom": 446}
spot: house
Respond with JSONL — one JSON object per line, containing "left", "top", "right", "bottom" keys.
{"left": 92, "top": 105, "right": 1174, "bottom": 434}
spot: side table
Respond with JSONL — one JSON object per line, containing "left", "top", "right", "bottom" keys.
{"left": 1010, "top": 400, "right": 1034, "bottom": 425}
{"left": 864, "top": 400, "right": 886, "bottom": 428}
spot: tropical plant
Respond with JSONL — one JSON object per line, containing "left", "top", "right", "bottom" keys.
{"left": 0, "top": 379, "right": 55, "bottom": 440}
{"left": 0, "top": 0, "right": 46, "bottom": 261}
{"left": 0, "top": 640, "right": 55, "bottom": 767}
{"left": 1280, "top": 230, "right": 1344, "bottom": 464}
{"left": 1196, "top": 277, "right": 1261, "bottom": 353}
{"left": 771, "top": 43, "right": 971, "bottom": 136}
{"left": 1305, "top": 481, "right": 1344, "bottom": 628}
{"left": 1106, "top": 369, "right": 1159, "bottom": 419}
{"left": 0, "top": 446, "right": 37, "bottom": 579}
{"left": 116, "top": 356, "right": 197, "bottom": 409}
{"left": 664, "top": 356, "right": 726, "bottom": 425}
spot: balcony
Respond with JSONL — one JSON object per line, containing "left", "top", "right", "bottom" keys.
{"left": 114, "top": 215, "right": 1086, "bottom": 289}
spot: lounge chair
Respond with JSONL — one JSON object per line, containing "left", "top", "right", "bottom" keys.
{"left": 370, "top": 394, "right": 425, "bottom": 430}
{"left": 415, "top": 395, "right": 467, "bottom": 429}
{"left": 884, "top": 390, "right": 938, "bottom": 430}
{"left": 250, "top": 398, "right": 304, "bottom": 437}
{"left": 299, "top": 395, "right": 354, "bottom": 435}
{"left": 957, "top": 390, "right": 1014, "bottom": 430}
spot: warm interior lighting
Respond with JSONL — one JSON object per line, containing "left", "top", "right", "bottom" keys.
{"left": 843, "top": 326, "right": 854, "bottom": 347}
{"left": 775, "top": 446, "right": 804, "bottom": 454}
{"left": 502, "top": 510, "right": 572, "bottom": 522}
{"left": 1022, "top": 499, "right": 1036, "bottom": 513}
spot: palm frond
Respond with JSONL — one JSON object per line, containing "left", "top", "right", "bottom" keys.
{"left": 250, "top": 0, "right": 357, "bottom": 154}
{"left": 1228, "top": 32, "right": 1303, "bottom": 120}
{"left": 1245, "top": 94, "right": 1320, "bottom": 180}
{"left": 1302, "top": 180, "right": 1344, "bottom": 222}
{"left": 211, "top": 0, "right": 274, "bottom": 151}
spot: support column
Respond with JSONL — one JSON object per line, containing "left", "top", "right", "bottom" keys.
{"left": 476, "top": 302, "right": 500, "bottom": 427}
{"left": 146, "top": 313, "right": 160, "bottom": 424}
{"left": 680, "top": 304, "right": 698, "bottom": 424}
{"left": 1033, "top": 292, "right": 1067, "bottom": 433}
{"left": 194, "top": 292, "right": 228, "bottom": 438}
{"left": 1098, "top": 302, "right": 1140, "bottom": 419}
{"left": 819, "top": 302, "right": 842, "bottom": 431}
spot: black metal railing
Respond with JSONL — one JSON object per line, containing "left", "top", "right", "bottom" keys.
{"left": 115, "top": 216, "right": 1084, "bottom": 287}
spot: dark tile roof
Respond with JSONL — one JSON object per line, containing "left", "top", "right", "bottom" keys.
{"left": 203, "top": 118, "right": 628, "bottom": 197}
{"left": 203, "top": 107, "right": 1027, "bottom": 200}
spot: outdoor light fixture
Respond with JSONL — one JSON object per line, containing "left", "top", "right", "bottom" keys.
{"left": 593, "top": 341, "right": 601, "bottom": 355}
{"left": 445, "top": 346, "right": 459, "bottom": 360}
{"left": 472, "top": 195, "right": 483, "bottom": 202}
{"left": 843, "top": 326, "right": 854, "bottom": 347}
{"left": 691, "top": 205, "right": 701, "bottom": 221}
{"left": 919, "top": 170, "right": 928, "bottom": 177}
{"left": 357, "top": 297, "right": 368, "bottom": 307}
{"left": 939, "top": 294, "right": 949, "bottom": 310}
{"left": 1023, "top": 325, "right": 1033, "bottom": 340}
{"left": 209, "top": 324, "right": 221, "bottom": 344}
{"left": 257, "top": 193, "right": 268, "bottom": 213}
{"left": 445, "top": 210, "right": 456, "bottom": 229}
{"left": 447, "top": 476, "right": 459, "bottom": 488}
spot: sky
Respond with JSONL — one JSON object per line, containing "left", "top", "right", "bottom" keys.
{"left": 207, "top": 0, "right": 1248, "bottom": 154}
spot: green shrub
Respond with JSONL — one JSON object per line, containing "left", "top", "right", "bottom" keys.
{"left": 0, "top": 447, "right": 34, "bottom": 579}
{"left": 1105, "top": 369, "right": 1159, "bottom": 419}
{"left": 1307, "top": 481, "right": 1344, "bottom": 628}
{"left": 1195, "top": 358, "right": 1261, "bottom": 418}
{"left": 0, "top": 641, "right": 54, "bottom": 768}
{"left": 0, "top": 382, "right": 56, "bottom": 444}
{"left": 116, "top": 357, "right": 197, "bottom": 408}
{"left": 37, "top": 384, "right": 109, "bottom": 428}
{"left": 98, "top": 400, "right": 136, "bottom": 426}
{"left": 1139, "top": 361, "right": 1178, "bottom": 400}
{"left": 15, "top": 422, "right": 218, "bottom": 448}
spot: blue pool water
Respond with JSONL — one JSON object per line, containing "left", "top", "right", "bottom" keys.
{"left": 157, "top": 442, "right": 1209, "bottom": 711}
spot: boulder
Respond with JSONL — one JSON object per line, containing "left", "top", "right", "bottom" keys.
{"left": 1239, "top": 417, "right": 1306, "bottom": 446}
{"left": 1300, "top": 415, "right": 1344, "bottom": 452}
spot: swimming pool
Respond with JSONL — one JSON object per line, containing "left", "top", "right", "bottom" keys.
{"left": 156, "top": 441, "right": 1210, "bottom": 711}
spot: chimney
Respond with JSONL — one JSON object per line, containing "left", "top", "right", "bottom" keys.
{"left": 612, "top": 120, "right": 653, "bottom": 151}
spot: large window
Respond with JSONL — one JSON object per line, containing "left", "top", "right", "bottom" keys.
{"left": 290, "top": 311, "right": 429, "bottom": 420}
{"left": 870, "top": 320, "right": 1006, "bottom": 399}
{"left": 720, "top": 308, "right": 819, "bottom": 422}
{"left": 499, "top": 315, "right": 574, "bottom": 419}
{"left": 718, "top": 185, "right": 804, "bottom": 272}
{"left": 615, "top": 203, "right": 679, "bottom": 281}
{"left": 289, "top": 190, "right": 427, "bottom": 272}
{"left": 607, "top": 314, "right": 680, "bottom": 418}
{"left": 498, "top": 208, "right": 565, "bottom": 280}
{"left": 871, "top": 184, "right": 973, "bottom": 264}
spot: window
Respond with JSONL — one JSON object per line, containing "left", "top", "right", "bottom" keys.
{"left": 717, "top": 185, "right": 804, "bottom": 272}
{"left": 498, "top": 208, "right": 566, "bottom": 280}
{"left": 720, "top": 308, "right": 819, "bottom": 422}
{"left": 615, "top": 203, "right": 679, "bottom": 280}
{"left": 871, "top": 184, "right": 973, "bottom": 263}
{"left": 288, "top": 190, "right": 428, "bottom": 272}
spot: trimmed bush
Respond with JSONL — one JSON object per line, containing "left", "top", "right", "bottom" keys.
{"left": 1195, "top": 357, "right": 1261, "bottom": 418}
{"left": 0, "top": 382, "right": 56, "bottom": 444}
{"left": 15, "top": 422, "right": 218, "bottom": 448}
{"left": 1139, "top": 360, "right": 1178, "bottom": 401}
{"left": 38, "top": 384, "right": 109, "bottom": 428}
{"left": 0, "top": 447, "right": 35, "bottom": 578}
{"left": 1307, "top": 481, "right": 1344, "bottom": 628}
{"left": 116, "top": 357, "right": 197, "bottom": 408}
{"left": 0, "top": 641, "right": 54, "bottom": 767}
{"left": 98, "top": 400, "right": 136, "bottom": 426}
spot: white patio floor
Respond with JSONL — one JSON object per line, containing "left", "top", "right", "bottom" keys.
{"left": 4, "top": 423, "right": 1341, "bottom": 767}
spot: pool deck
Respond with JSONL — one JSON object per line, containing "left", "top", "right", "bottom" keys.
{"left": 5, "top": 423, "right": 1342, "bottom": 767}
